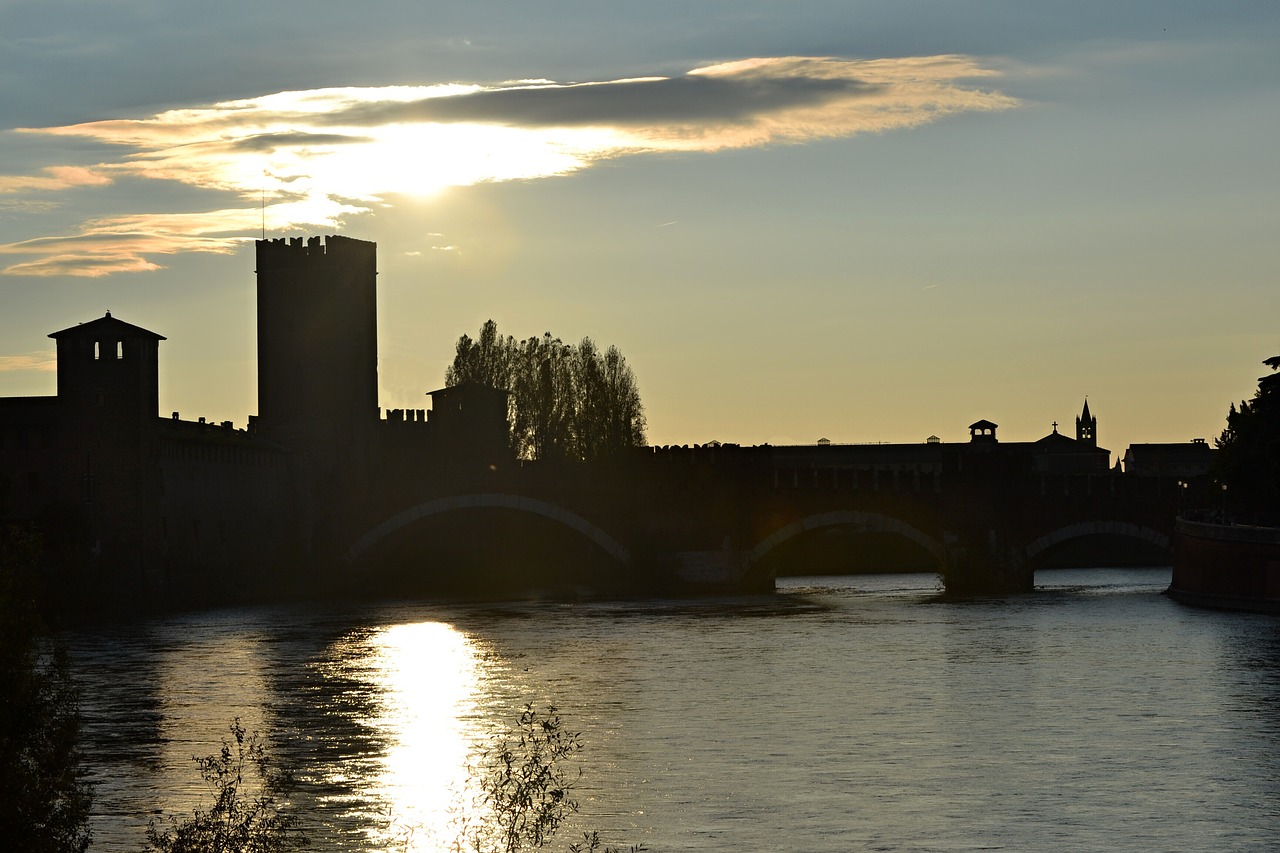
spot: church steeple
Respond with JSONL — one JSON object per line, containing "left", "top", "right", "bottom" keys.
{"left": 1075, "top": 398, "right": 1097, "bottom": 447}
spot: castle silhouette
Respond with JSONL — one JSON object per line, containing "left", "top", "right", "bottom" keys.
{"left": 0, "top": 236, "right": 506, "bottom": 607}
{"left": 0, "top": 235, "right": 1215, "bottom": 608}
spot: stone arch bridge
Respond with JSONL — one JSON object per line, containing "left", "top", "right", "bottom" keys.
{"left": 333, "top": 442, "right": 1179, "bottom": 595}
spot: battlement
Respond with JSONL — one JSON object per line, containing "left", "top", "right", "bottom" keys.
{"left": 383, "top": 408, "right": 430, "bottom": 426}
{"left": 256, "top": 234, "right": 376, "bottom": 270}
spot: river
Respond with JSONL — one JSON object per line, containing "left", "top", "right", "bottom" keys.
{"left": 68, "top": 568, "right": 1280, "bottom": 851}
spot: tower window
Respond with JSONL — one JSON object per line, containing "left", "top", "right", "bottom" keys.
{"left": 94, "top": 340, "right": 122, "bottom": 359}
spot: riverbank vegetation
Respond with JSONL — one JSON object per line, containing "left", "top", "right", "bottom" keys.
{"left": 143, "top": 719, "right": 308, "bottom": 853}
{"left": 452, "top": 704, "right": 643, "bottom": 853}
{"left": 0, "top": 525, "right": 93, "bottom": 852}
{"left": 1214, "top": 352, "right": 1280, "bottom": 521}
{"left": 146, "top": 706, "right": 641, "bottom": 853}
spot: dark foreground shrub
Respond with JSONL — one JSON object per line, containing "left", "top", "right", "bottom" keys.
{"left": 0, "top": 525, "right": 92, "bottom": 853}
{"left": 144, "top": 719, "right": 308, "bottom": 853}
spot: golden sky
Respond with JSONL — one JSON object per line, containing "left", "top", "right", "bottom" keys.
{"left": 0, "top": 2, "right": 1276, "bottom": 454}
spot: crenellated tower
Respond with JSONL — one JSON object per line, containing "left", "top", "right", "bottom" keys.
{"left": 255, "top": 235, "right": 379, "bottom": 549}
{"left": 256, "top": 235, "right": 378, "bottom": 439}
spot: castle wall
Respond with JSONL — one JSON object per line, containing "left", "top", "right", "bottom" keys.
{"left": 0, "top": 397, "right": 64, "bottom": 523}
{"left": 155, "top": 419, "right": 295, "bottom": 600}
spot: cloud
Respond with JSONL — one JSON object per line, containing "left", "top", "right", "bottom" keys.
{"left": 0, "top": 351, "right": 56, "bottom": 372}
{"left": 230, "top": 131, "right": 374, "bottom": 153}
{"left": 0, "top": 165, "right": 112, "bottom": 193}
{"left": 0, "top": 197, "right": 366, "bottom": 277}
{"left": 1, "top": 56, "right": 1017, "bottom": 278}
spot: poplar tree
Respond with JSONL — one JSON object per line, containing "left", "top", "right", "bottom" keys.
{"left": 446, "top": 321, "right": 647, "bottom": 461}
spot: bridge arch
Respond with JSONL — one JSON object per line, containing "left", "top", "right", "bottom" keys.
{"left": 749, "top": 510, "right": 947, "bottom": 570}
{"left": 345, "top": 493, "right": 631, "bottom": 567}
{"left": 1024, "top": 521, "right": 1170, "bottom": 562}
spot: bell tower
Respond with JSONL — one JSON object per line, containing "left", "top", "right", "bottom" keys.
{"left": 1076, "top": 399, "right": 1097, "bottom": 447}
{"left": 48, "top": 312, "right": 167, "bottom": 555}
{"left": 50, "top": 311, "right": 165, "bottom": 422}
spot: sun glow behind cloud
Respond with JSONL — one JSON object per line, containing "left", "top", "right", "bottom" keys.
{"left": 0, "top": 56, "right": 1016, "bottom": 277}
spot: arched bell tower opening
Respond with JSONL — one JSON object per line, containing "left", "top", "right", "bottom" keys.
{"left": 969, "top": 419, "right": 998, "bottom": 443}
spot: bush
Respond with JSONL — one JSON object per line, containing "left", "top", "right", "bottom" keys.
{"left": 0, "top": 525, "right": 92, "bottom": 853}
{"left": 143, "top": 719, "right": 308, "bottom": 853}
{"left": 451, "top": 704, "right": 643, "bottom": 853}
{"left": 150, "top": 707, "right": 642, "bottom": 853}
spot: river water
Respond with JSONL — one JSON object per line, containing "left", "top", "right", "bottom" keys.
{"left": 68, "top": 568, "right": 1280, "bottom": 852}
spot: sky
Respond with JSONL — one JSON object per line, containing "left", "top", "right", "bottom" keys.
{"left": 1, "top": 1, "right": 1277, "bottom": 458}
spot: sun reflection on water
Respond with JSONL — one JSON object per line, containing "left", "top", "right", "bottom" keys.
{"left": 359, "top": 621, "right": 490, "bottom": 851}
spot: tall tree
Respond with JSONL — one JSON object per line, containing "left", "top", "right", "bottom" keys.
{"left": 1214, "top": 352, "right": 1280, "bottom": 519}
{"left": 574, "top": 341, "right": 645, "bottom": 461}
{"left": 446, "top": 321, "right": 646, "bottom": 461}
{"left": 444, "top": 319, "right": 515, "bottom": 390}
{"left": 512, "top": 332, "right": 575, "bottom": 461}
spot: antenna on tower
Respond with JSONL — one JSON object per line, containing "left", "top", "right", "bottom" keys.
{"left": 261, "top": 176, "right": 266, "bottom": 240}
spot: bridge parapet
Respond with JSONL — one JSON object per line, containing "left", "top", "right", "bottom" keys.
{"left": 331, "top": 435, "right": 1185, "bottom": 597}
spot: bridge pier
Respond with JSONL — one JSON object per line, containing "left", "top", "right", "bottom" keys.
{"left": 656, "top": 547, "right": 772, "bottom": 594}
{"left": 941, "top": 530, "right": 1034, "bottom": 595}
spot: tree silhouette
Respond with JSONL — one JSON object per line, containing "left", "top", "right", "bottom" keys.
{"left": 144, "top": 719, "right": 308, "bottom": 853}
{"left": 1214, "top": 352, "right": 1280, "bottom": 520}
{"left": 446, "top": 321, "right": 646, "bottom": 461}
{"left": 0, "top": 526, "right": 92, "bottom": 853}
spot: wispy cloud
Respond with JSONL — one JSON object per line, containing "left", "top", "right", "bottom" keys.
{"left": 0, "top": 351, "right": 56, "bottom": 372}
{"left": 1, "top": 56, "right": 1017, "bottom": 278}
{"left": 0, "top": 165, "right": 112, "bottom": 193}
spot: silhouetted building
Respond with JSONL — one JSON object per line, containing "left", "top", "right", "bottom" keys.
{"left": 754, "top": 400, "right": 1112, "bottom": 493}
{"left": 256, "top": 235, "right": 379, "bottom": 455}
{"left": 0, "top": 236, "right": 517, "bottom": 607}
{"left": 969, "top": 419, "right": 999, "bottom": 443}
{"left": 1123, "top": 439, "right": 1214, "bottom": 478}
{"left": 252, "top": 236, "right": 514, "bottom": 555}
{"left": 0, "top": 236, "right": 1208, "bottom": 607}
{"left": 0, "top": 312, "right": 294, "bottom": 605}
{"left": 48, "top": 313, "right": 165, "bottom": 573}
{"left": 1028, "top": 402, "right": 1110, "bottom": 474}
{"left": 425, "top": 382, "right": 511, "bottom": 459}
{"left": 254, "top": 235, "right": 382, "bottom": 555}
{"left": 1076, "top": 398, "right": 1097, "bottom": 447}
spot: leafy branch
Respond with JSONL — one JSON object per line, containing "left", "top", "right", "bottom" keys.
{"left": 143, "top": 719, "right": 308, "bottom": 853}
